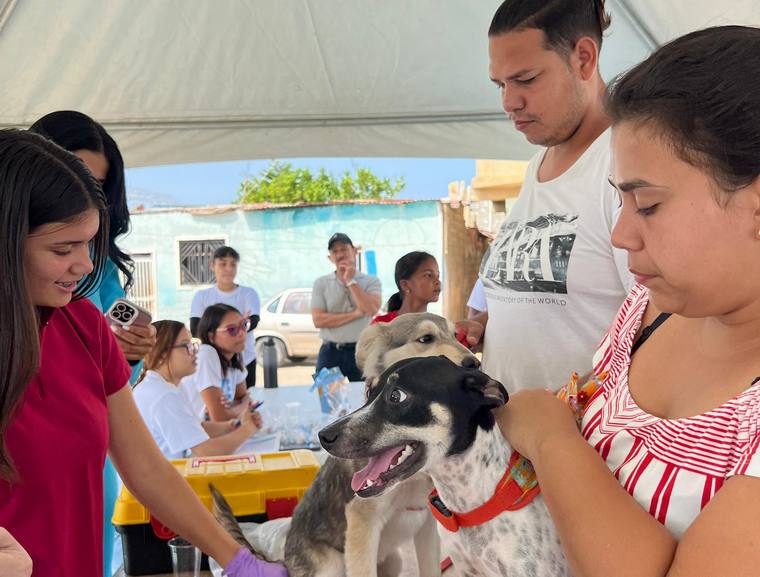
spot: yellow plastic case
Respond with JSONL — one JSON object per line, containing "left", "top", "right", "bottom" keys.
{"left": 113, "top": 451, "right": 320, "bottom": 575}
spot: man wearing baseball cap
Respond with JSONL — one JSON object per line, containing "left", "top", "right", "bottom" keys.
{"left": 311, "top": 233, "right": 382, "bottom": 381}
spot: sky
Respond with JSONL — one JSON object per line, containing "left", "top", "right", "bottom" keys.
{"left": 124, "top": 157, "right": 477, "bottom": 208}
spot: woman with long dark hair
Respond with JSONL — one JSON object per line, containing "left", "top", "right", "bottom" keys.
{"left": 0, "top": 130, "right": 284, "bottom": 577}
{"left": 183, "top": 304, "right": 252, "bottom": 421}
{"left": 29, "top": 110, "right": 156, "bottom": 362}
{"left": 29, "top": 110, "right": 157, "bottom": 576}
{"left": 372, "top": 251, "right": 441, "bottom": 324}
{"left": 497, "top": 26, "right": 760, "bottom": 576}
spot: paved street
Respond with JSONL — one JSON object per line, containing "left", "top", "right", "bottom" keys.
{"left": 254, "top": 358, "right": 318, "bottom": 387}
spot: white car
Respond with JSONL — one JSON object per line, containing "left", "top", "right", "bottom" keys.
{"left": 255, "top": 288, "right": 321, "bottom": 366}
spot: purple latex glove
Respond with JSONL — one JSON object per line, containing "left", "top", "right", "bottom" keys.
{"left": 224, "top": 548, "right": 289, "bottom": 577}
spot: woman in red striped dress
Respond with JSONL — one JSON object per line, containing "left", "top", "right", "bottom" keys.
{"left": 496, "top": 26, "right": 760, "bottom": 577}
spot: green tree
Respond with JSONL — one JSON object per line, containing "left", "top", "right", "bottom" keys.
{"left": 235, "top": 161, "right": 405, "bottom": 204}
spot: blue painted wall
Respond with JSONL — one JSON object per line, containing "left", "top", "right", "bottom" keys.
{"left": 119, "top": 200, "right": 443, "bottom": 322}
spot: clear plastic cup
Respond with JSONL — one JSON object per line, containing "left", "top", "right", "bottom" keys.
{"left": 168, "top": 536, "right": 201, "bottom": 577}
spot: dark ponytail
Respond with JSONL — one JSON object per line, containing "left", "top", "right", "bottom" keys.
{"left": 386, "top": 292, "right": 404, "bottom": 313}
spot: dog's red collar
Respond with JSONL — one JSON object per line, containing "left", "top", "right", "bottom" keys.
{"left": 428, "top": 451, "right": 540, "bottom": 532}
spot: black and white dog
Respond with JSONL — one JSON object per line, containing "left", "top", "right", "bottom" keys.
{"left": 319, "top": 356, "right": 571, "bottom": 577}
{"left": 213, "top": 315, "right": 478, "bottom": 577}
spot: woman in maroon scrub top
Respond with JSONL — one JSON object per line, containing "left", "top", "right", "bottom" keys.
{"left": 0, "top": 131, "right": 286, "bottom": 577}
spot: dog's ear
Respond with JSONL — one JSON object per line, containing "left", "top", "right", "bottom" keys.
{"left": 355, "top": 323, "right": 391, "bottom": 370}
{"left": 463, "top": 374, "right": 508, "bottom": 409}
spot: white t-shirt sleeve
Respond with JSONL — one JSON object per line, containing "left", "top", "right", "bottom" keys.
{"left": 190, "top": 288, "right": 208, "bottom": 318}
{"left": 151, "top": 392, "right": 210, "bottom": 456}
{"left": 467, "top": 278, "right": 487, "bottom": 312}
{"left": 245, "top": 287, "right": 261, "bottom": 316}
{"left": 193, "top": 345, "right": 224, "bottom": 392}
{"left": 600, "top": 170, "right": 635, "bottom": 293}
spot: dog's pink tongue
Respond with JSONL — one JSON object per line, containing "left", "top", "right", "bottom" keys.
{"left": 351, "top": 446, "right": 405, "bottom": 492}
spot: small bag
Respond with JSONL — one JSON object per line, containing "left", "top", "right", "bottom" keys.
{"left": 310, "top": 367, "right": 350, "bottom": 415}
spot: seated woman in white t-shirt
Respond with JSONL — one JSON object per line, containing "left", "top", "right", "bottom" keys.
{"left": 133, "top": 321, "right": 261, "bottom": 460}
{"left": 181, "top": 304, "right": 251, "bottom": 421}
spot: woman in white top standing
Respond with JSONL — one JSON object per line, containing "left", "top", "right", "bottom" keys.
{"left": 134, "top": 321, "right": 261, "bottom": 459}
{"left": 183, "top": 303, "right": 252, "bottom": 421}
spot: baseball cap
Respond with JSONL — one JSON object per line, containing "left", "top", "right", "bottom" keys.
{"left": 328, "top": 232, "right": 353, "bottom": 250}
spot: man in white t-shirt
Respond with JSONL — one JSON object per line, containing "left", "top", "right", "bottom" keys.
{"left": 459, "top": 0, "right": 633, "bottom": 393}
{"left": 190, "top": 246, "right": 261, "bottom": 387}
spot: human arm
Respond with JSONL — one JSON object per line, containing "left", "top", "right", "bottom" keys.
{"left": 496, "top": 390, "right": 760, "bottom": 577}
{"left": 201, "top": 386, "right": 242, "bottom": 421}
{"left": 338, "top": 265, "right": 381, "bottom": 316}
{"left": 192, "top": 408, "right": 261, "bottom": 456}
{"left": 194, "top": 346, "right": 244, "bottom": 421}
{"left": 110, "top": 388, "right": 286, "bottom": 576}
{"left": 309, "top": 277, "right": 365, "bottom": 328}
{"left": 311, "top": 307, "right": 364, "bottom": 328}
{"left": 233, "top": 379, "right": 248, "bottom": 403}
{"left": 455, "top": 311, "right": 487, "bottom": 347}
{"left": 347, "top": 284, "right": 381, "bottom": 316}
{"left": 0, "top": 528, "right": 32, "bottom": 577}
{"left": 108, "top": 385, "right": 244, "bottom": 566}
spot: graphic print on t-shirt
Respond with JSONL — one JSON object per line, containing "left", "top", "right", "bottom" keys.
{"left": 220, "top": 376, "right": 233, "bottom": 401}
{"left": 481, "top": 212, "right": 578, "bottom": 294}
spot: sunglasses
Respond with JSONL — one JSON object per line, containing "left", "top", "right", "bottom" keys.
{"left": 173, "top": 338, "right": 201, "bottom": 355}
{"left": 216, "top": 318, "right": 251, "bottom": 337}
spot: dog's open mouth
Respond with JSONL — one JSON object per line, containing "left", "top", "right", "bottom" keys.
{"left": 351, "top": 442, "right": 424, "bottom": 497}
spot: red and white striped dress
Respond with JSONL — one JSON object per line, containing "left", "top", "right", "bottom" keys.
{"left": 581, "top": 284, "right": 760, "bottom": 538}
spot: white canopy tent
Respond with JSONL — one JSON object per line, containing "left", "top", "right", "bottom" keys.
{"left": 0, "top": 0, "right": 758, "bottom": 167}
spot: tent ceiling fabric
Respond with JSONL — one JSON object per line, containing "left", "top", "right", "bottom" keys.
{"left": 0, "top": 0, "right": 758, "bottom": 167}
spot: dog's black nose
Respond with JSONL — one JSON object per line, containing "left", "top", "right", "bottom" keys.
{"left": 461, "top": 356, "right": 480, "bottom": 369}
{"left": 318, "top": 430, "right": 339, "bottom": 447}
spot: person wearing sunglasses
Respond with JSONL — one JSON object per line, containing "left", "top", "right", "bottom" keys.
{"left": 182, "top": 304, "right": 253, "bottom": 421}
{"left": 133, "top": 320, "right": 262, "bottom": 460}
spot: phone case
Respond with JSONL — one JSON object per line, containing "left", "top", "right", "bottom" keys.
{"left": 106, "top": 299, "right": 152, "bottom": 327}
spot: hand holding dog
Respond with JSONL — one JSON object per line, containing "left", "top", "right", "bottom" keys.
{"left": 495, "top": 389, "right": 579, "bottom": 462}
{"left": 0, "top": 527, "right": 32, "bottom": 577}
{"left": 454, "top": 319, "right": 484, "bottom": 348}
{"left": 224, "top": 547, "right": 288, "bottom": 577}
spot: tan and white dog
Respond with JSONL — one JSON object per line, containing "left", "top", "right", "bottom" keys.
{"left": 213, "top": 312, "right": 478, "bottom": 577}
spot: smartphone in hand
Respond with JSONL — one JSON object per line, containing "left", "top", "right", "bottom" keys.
{"left": 106, "top": 298, "right": 152, "bottom": 328}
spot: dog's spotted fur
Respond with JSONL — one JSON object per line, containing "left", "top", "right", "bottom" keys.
{"left": 213, "top": 313, "right": 478, "bottom": 577}
{"left": 320, "top": 357, "right": 572, "bottom": 577}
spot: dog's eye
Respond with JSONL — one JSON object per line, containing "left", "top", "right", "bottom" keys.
{"left": 417, "top": 334, "right": 434, "bottom": 344}
{"left": 389, "top": 388, "right": 408, "bottom": 403}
